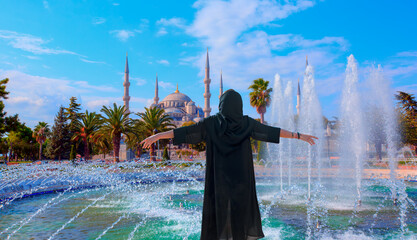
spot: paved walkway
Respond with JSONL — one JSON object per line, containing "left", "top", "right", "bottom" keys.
{"left": 254, "top": 165, "right": 417, "bottom": 180}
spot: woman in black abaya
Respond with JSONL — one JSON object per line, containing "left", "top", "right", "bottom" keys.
{"left": 141, "top": 89, "right": 317, "bottom": 240}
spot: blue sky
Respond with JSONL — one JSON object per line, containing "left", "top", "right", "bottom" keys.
{"left": 0, "top": 0, "right": 416, "bottom": 128}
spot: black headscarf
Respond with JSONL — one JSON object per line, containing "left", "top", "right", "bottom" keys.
{"left": 214, "top": 89, "right": 252, "bottom": 154}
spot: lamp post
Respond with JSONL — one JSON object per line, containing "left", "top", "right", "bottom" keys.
{"left": 326, "top": 122, "right": 331, "bottom": 166}
{"left": 153, "top": 129, "right": 158, "bottom": 161}
{"left": 169, "top": 139, "right": 172, "bottom": 160}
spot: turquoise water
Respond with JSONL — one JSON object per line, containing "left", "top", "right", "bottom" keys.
{"left": 1, "top": 180, "right": 416, "bottom": 239}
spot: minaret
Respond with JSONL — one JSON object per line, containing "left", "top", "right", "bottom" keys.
{"left": 123, "top": 52, "right": 131, "bottom": 114}
{"left": 219, "top": 69, "right": 223, "bottom": 99}
{"left": 154, "top": 73, "right": 159, "bottom": 105}
{"left": 306, "top": 55, "right": 309, "bottom": 68}
{"left": 203, "top": 49, "right": 211, "bottom": 117}
{"left": 296, "top": 78, "right": 301, "bottom": 115}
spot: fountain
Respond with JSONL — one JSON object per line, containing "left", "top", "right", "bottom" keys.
{"left": 1, "top": 55, "right": 417, "bottom": 239}
{"left": 265, "top": 54, "right": 417, "bottom": 239}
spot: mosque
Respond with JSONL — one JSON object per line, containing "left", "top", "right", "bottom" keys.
{"left": 122, "top": 50, "right": 224, "bottom": 126}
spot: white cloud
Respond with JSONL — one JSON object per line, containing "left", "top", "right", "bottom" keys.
{"left": 158, "top": 81, "right": 174, "bottom": 89}
{"left": 74, "top": 81, "right": 118, "bottom": 92}
{"left": 131, "top": 97, "right": 152, "bottom": 104}
{"left": 157, "top": 27, "right": 168, "bottom": 36}
{"left": 83, "top": 96, "right": 153, "bottom": 112}
{"left": 80, "top": 58, "right": 106, "bottom": 64}
{"left": 112, "top": 2, "right": 120, "bottom": 6}
{"left": 156, "top": 59, "right": 170, "bottom": 65}
{"left": 396, "top": 51, "right": 417, "bottom": 57}
{"left": 177, "top": 0, "right": 350, "bottom": 95}
{"left": 0, "top": 70, "right": 120, "bottom": 127}
{"left": 268, "top": 34, "right": 348, "bottom": 50}
{"left": 156, "top": 17, "right": 186, "bottom": 36}
{"left": 110, "top": 30, "right": 135, "bottom": 41}
{"left": 157, "top": 17, "right": 186, "bottom": 28}
{"left": 187, "top": 0, "right": 315, "bottom": 48}
{"left": 25, "top": 55, "right": 40, "bottom": 60}
{"left": 83, "top": 97, "right": 120, "bottom": 110}
{"left": 43, "top": 0, "right": 49, "bottom": 9}
{"left": 0, "top": 30, "right": 78, "bottom": 55}
{"left": 137, "top": 19, "right": 150, "bottom": 33}
{"left": 381, "top": 52, "right": 417, "bottom": 79}
{"left": 92, "top": 17, "right": 106, "bottom": 25}
{"left": 110, "top": 22, "right": 147, "bottom": 40}
{"left": 130, "top": 77, "right": 147, "bottom": 86}
{"left": 384, "top": 62, "right": 417, "bottom": 79}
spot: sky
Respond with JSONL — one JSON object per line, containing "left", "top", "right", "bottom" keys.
{"left": 0, "top": 0, "right": 416, "bottom": 128}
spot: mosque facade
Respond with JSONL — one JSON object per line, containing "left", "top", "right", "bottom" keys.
{"left": 123, "top": 50, "right": 223, "bottom": 127}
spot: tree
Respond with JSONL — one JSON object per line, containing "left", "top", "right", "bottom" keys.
{"left": 163, "top": 146, "right": 170, "bottom": 160}
{"left": 396, "top": 91, "right": 417, "bottom": 114}
{"left": 65, "top": 97, "right": 82, "bottom": 132}
{"left": 46, "top": 106, "right": 71, "bottom": 160}
{"left": 0, "top": 78, "right": 9, "bottom": 137}
{"left": 32, "top": 122, "right": 50, "bottom": 160}
{"left": 0, "top": 78, "right": 20, "bottom": 138}
{"left": 99, "top": 103, "right": 136, "bottom": 163}
{"left": 72, "top": 110, "right": 102, "bottom": 160}
{"left": 396, "top": 91, "right": 417, "bottom": 154}
{"left": 137, "top": 107, "right": 175, "bottom": 161}
{"left": 69, "top": 145, "right": 76, "bottom": 161}
{"left": 248, "top": 78, "right": 272, "bottom": 123}
{"left": 64, "top": 97, "right": 82, "bottom": 158}
{"left": 7, "top": 123, "right": 37, "bottom": 161}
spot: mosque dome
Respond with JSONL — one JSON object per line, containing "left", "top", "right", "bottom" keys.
{"left": 159, "top": 85, "right": 192, "bottom": 109}
{"left": 161, "top": 92, "right": 191, "bottom": 103}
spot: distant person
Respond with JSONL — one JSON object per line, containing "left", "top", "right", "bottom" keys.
{"left": 141, "top": 89, "right": 317, "bottom": 240}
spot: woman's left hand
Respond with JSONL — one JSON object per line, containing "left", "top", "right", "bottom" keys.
{"left": 140, "top": 135, "right": 159, "bottom": 149}
{"left": 299, "top": 133, "right": 318, "bottom": 145}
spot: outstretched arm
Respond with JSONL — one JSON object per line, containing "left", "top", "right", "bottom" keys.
{"left": 280, "top": 129, "right": 318, "bottom": 145}
{"left": 140, "top": 130, "right": 174, "bottom": 149}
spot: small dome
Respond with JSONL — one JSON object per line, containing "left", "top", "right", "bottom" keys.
{"left": 186, "top": 101, "right": 195, "bottom": 106}
{"left": 164, "top": 108, "right": 184, "bottom": 114}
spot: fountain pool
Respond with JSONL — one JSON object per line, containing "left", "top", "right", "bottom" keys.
{"left": 1, "top": 162, "right": 416, "bottom": 240}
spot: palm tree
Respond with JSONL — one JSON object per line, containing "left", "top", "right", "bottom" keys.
{"left": 92, "top": 133, "right": 112, "bottom": 160}
{"left": 99, "top": 103, "right": 135, "bottom": 163}
{"left": 137, "top": 107, "right": 175, "bottom": 161}
{"left": 32, "top": 122, "right": 50, "bottom": 160}
{"left": 396, "top": 91, "right": 417, "bottom": 116}
{"left": 125, "top": 119, "right": 147, "bottom": 159}
{"left": 396, "top": 91, "right": 417, "bottom": 154}
{"left": 72, "top": 110, "right": 102, "bottom": 160}
{"left": 248, "top": 78, "right": 272, "bottom": 123}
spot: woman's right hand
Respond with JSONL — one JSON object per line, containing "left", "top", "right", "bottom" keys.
{"left": 299, "top": 133, "right": 318, "bottom": 145}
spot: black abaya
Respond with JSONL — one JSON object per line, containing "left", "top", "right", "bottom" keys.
{"left": 173, "top": 90, "right": 280, "bottom": 240}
